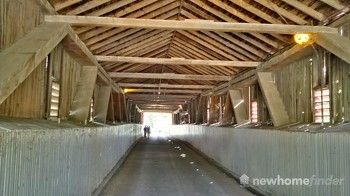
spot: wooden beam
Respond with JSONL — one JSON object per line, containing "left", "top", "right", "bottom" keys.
{"left": 69, "top": 66, "right": 98, "bottom": 123}
{"left": 96, "top": 56, "right": 260, "bottom": 67}
{"left": 109, "top": 72, "right": 231, "bottom": 81}
{"left": 127, "top": 94, "right": 194, "bottom": 99}
{"left": 0, "top": 22, "right": 68, "bottom": 105}
{"left": 118, "top": 83, "right": 214, "bottom": 89}
{"left": 54, "top": 0, "right": 82, "bottom": 11}
{"left": 142, "top": 109, "right": 175, "bottom": 113}
{"left": 94, "top": 85, "right": 111, "bottom": 123}
{"left": 315, "top": 33, "right": 350, "bottom": 64}
{"left": 45, "top": 15, "right": 338, "bottom": 34}
{"left": 132, "top": 101, "right": 185, "bottom": 105}
{"left": 124, "top": 89, "right": 202, "bottom": 94}
{"left": 257, "top": 72, "right": 290, "bottom": 127}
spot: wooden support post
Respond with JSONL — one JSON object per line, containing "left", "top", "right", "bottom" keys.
{"left": 257, "top": 72, "right": 290, "bottom": 126}
{"left": 0, "top": 22, "right": 68, "bottom": 105}
{"left": 94, "top": 85, "right": 111, "bottom": 123}
{"left": 69, "top": 66, "right": 98, "bottom": 123}
{"left": 229, "top": 89, "right": 249, "bottom": 124}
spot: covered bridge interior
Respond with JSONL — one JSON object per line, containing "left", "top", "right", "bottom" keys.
{"left": 1, "top": 0, "right": 350, "bottom": 195}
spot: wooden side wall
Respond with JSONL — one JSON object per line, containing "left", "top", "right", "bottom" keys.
{"left": 0, "top": 0, "right": 83, "bottom": 119}
{"left": 273, "top": 56, "right": 313, "bottom": 123}
{"left": 0, "top": 0, "right": 46, "bottom": 118}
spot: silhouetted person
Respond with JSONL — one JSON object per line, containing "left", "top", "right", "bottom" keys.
{"left": 143, "top": 125, "right": 151, "bottom": 139}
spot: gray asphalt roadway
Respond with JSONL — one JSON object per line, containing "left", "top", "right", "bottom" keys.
{"left": 100, "top": 138, "right": 254, "bottom": 196}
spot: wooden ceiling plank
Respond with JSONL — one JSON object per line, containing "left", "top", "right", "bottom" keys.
{"left": 85, "top": 1, "right": 179, "bottom": 47}
{"left": 319, "top": 0, "right": 345, "bottom": 9}
{"left": 166, "top": 50, "right": 225, "bottom": 76}
{"left": 170, "top": 38, "right": 238, "bottom": 75}
{"left": 180, "top": 10, "right": 258, "bottom": 60}
{"left": 100, "top": 30, "right": 172, "bottom": 55}
{"left": 215, "top": 32, "right": 266, "bottom": 58}
{"left": 54, "top": 0, "right": 82, "bottom": 11}
{"left": 207, "top": 0, "right": 288, "bottom": 43}
{"left": 167, "top": 48, "right": 221, "bottom": 75}
{"left": 85, "top": 28, "right": 126, "bottom": 46}
{"left": 75, "top": 0, "right": 135, "bottom": 34}
{"left": 94, "top": 29, "right": 155, "bottom": 54}
{"left": 78, "top": 0, "right": 170, "bottom": 37}
{"left": 108, "top": 47, "right": 169, "bottom": 71}
{"left": 92, "top": 29, "right": 152, "bottom": 52}
{"left": 189, "top": 0, "right": 275, "bottom": 53}
{"left": 181, "top": 1, "right": 270, "bottom": 57}
{"left": 253, "top": 0, "right": 308, "bottom": 24}
{"left": 178, "top": 30, "right": 238, "bottom": 60}
{"left": 281, "top": 0, "right": 325, "bottom": 21}
{"left": 112, "top": 33, "right": 173, "bottom": 56}
{"left": 227, "top": 0, "right": 281, "bottom": 24}
{"left": 187, "top": 0, "right": 273, "bottom": 54}
{"left": 66, "top": 0, "right": 111, "bottom": 15}
{"left": 169, "top": 42, "right": 236, "bottom": 75}
{"left": 172, "top": 38, "right": 217, "bottom": 60}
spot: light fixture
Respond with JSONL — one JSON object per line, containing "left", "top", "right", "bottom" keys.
{"left": 294, "top": 33, "right": 310, "bottom": 45}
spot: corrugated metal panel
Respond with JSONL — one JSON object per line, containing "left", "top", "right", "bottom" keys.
{"left": 173, "top": 125, "right": 350, "bottom": 196}
{"left": 0, "top": 124, "right": 142, "bottom": 196}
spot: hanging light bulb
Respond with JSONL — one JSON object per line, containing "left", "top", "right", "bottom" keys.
{"left": 294, "top": 33, "right": 310, "bottom": 45}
